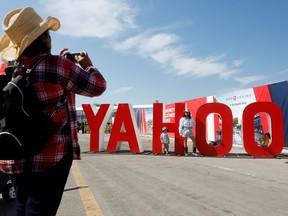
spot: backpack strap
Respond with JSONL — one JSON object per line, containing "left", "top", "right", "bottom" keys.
{"left": 25, "top": 54, "right": 49, "bottom": 75}
{"left": 22, "top": 54, "right": 67, "bottom": 119}
{"left": 50, "top": 91, "right": 67, "bottom": 118}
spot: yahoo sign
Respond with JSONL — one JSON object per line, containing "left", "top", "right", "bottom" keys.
{"left": 82, "top": 102, "right": 284, "bottom": 158}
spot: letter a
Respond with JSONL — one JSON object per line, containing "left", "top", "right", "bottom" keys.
{"left": 106, "top": 104, "right": 143, "bottom": 153}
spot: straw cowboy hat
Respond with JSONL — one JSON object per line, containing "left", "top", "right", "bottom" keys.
{"left": 0, "top": 7, "right": 60, "bottom": 61}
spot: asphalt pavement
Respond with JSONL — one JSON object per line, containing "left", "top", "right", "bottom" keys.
{"left": 1, "top": 134, "right": 288, "bottom": 216}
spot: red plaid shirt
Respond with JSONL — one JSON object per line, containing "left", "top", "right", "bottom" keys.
{"left": 0, "top": 53, "right": 106, "bottom": 174}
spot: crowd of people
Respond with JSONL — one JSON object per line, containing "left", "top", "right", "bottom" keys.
{"left": 77, "top": 122, "right": 90, "bottom": 134}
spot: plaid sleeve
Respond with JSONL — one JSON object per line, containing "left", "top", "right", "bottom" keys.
{"left": 64, "top": 60, "right": 107, "bottom": 97}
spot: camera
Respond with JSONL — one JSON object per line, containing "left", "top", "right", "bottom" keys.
{"left": 66, "top": 53, "right": 80, "bottom": 62}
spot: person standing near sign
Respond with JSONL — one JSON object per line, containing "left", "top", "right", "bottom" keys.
{"left": 160, "top": 126, "right": 170, "bottom": 155}
{"left": 179, "top": 109, "right": 197, "bottom": 156}
{"left": 0, "top": 7, "right": 106, "bottom": 215}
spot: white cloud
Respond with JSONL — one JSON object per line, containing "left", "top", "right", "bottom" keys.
{"left": 219, "top": 70, "right": 240, "bottom": 79}
{"left": 231, "top": 59, "right": 245, "bottom": 67}
{"left": 171, "top": 56, "right": 233, "bottom": 78}
{"left": 41, "top": 0, "right": 244, "bottom": 80}
{"left": 234, "top": 76, "right": 267, "bottom": 86}
{"left": 110, "top": 86, "right": 134, "bottom": 95}
{"left": 114, "top": 31, "right": 241, "bottom": 79}
{"left": 138, "top": 33, "right": 179, "bottom": 56}
{"left": 113, "top": 32, "right": 179, "bottom": 56}
{"left": 40, "top": 0, "right": 137, "bottom": 38}
{"left": 150, "top": 47, "right": 182, "bottom": 64}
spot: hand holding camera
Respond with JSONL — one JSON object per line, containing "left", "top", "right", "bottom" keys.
{"left": 59, "top": 48, "right": 93, "bottom": 68}
{"left": 66, "top": 53, "right": 80, "bottom": 63}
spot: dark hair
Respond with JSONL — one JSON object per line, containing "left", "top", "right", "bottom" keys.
{"left": 182, "top": 112, "right": 191, "bottom": 118}
{"left": 264, "top": 133, "right": 271, "bottom": 139}
{"left": 21, "top": 31, "right": 50, "bottom": 57}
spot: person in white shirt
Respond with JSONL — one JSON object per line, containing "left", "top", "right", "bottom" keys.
{"left": 160, "top": 126, "right": 170, "bottom": 155}
{"left": 179, "top": 109, "right": 197, "bottom": 156}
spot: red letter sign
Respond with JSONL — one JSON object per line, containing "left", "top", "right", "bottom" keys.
{"left": 152, "top": 103, "right": 185, "bottom": 154}
{"left": 82, "top": 104, "right": 113, "bottom": 152}
{"left": 242, "top": 102, "right": 284, "bottom": 157}
{"left": 196, "top": 103, "right": 233, "bottom": 156}
{"left": 106, "top": 104, "right": 143, "bottom": 153}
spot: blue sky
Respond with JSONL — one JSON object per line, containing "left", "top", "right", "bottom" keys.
{"left": 0, "top": 0, "right": 287, "bottom": 108}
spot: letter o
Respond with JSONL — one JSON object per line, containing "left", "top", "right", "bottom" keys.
{"left": 196, "top": 103, "right": 233, "bottom": 156}
{"left": 242, "top": 102, "right": 284, "bottom": 157}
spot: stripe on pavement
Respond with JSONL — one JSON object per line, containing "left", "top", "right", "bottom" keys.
{"left": 71, "top": 161, "right": 103, "bottom": 216}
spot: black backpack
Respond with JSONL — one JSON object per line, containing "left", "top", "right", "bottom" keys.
{"left": 0, "top": 56, "right": 66, "bottom": 160}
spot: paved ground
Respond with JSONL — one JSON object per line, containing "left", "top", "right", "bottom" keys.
{"left": 1, "top": 134, "right": 288, "bottom": 216}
